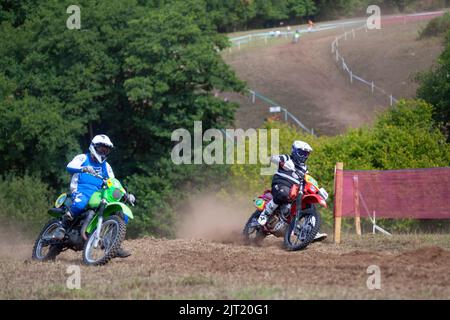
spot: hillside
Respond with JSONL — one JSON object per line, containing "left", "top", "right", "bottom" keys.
{"left": 339, "top": 21, "right": 443, "bottom": 100}
{"left": 224, "top": 18, "right": 443, "bottom": 135}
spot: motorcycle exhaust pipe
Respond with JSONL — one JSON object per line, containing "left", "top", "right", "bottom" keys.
{"left": 81, "top": 210, "right": 95, "bottom": 241}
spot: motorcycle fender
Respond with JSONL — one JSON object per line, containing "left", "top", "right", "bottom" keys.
{"left": 103, "top": 202, "right": 133, "bottom": 220}
{"left": 302, "top": 194, "right": 327, "bottom": 208}
{"left": 85, "top": 202, "right": 134, "bottom": 234}
{"left": 48, "top": 207, "right": 65, "bottom": 218}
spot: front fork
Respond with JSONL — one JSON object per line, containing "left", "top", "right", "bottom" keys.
{"left": 293, "top": 181, "right": 304, "bottom": 227}
{"left": 93, "top": 200, "right": 106, "bottom": 248}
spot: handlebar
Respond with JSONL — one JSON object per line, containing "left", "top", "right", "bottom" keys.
{"left": 85, "top": 171, "right": 135, "bottom": 205}
{"left": 83, "top": 170, "right": 108, "bottom": 182}
{"left": 92, "top": 173, "right": 108, "bottom": 181}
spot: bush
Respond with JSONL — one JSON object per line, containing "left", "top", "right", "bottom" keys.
{"left": 419, "top": 12, "right": 450, "bottom": 39}
{"left": 0, "top": 175, "right": 54, "bottom": 235}
{"left": 417, "top": 29, "right": 450, "bottom": 140}
{"left": 124, "top": 173, "right": 177, "bottom": 238}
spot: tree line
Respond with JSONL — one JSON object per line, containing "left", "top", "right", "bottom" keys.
{"left": 0, "top": 0, "right": 244, "bottom": 236}
{"left": 1, "top": 1, "right": 448, "bottom": 32}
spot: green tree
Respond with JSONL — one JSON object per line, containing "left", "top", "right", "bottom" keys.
{"left": 0, "top": 0, "right": 245, "bottom": 236}
{"left": 0, "top": 0, "right": 244, "bottom": 183}
{"left": 417, "top": 30, "right": 450, "bottom": 140}
{"left": 0, "top": 0, "right": 40, "bottom": 26}
{"left": 206, "top": 0, "right": 256, "bottom": 32}
{"left": 287, "top": 0, "right": 317, "bottom": 18}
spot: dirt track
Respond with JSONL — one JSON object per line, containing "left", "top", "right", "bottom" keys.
{"left": 2, "top": 232, "right": 450, "bottom": 299}
{"left": 225, "top": 19, "right": 442, "bottom": 135}
{"left": 340, "top": 21, "right": 443, "bottom": 100}
{"left": 225, "top": 29, "right": 378, "bottom": 135}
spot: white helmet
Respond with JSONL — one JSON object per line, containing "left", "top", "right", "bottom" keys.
{"left": 89, "top": 134, "right": 114, "bottom": 163}
{"left": 291, "top": 140, "right": 313, "bottom": 164}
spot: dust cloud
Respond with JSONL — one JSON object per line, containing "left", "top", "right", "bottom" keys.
{"left": 175, "top": 194, "right": 255, "bottom": 244}
{"left": 0, "top": 220, "right": 33, "bottom": 261}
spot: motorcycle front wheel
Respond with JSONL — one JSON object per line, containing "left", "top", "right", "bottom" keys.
{"left": 82, "top": 215, "right": 126, "bottom": 266}
{"left": 284, "top": 206, "right": 321, "bottom": 251}
{"left": 243, "top": 210, "right": 267, "bottom": 246}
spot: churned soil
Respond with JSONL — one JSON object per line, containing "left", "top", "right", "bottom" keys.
{"left": 2, "top": 230, "right": 450, "bottom": 299}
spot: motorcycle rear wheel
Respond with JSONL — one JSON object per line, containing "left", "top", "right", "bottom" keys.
{"left": 284, "top": 206, "right": 321, "bottom": 251}
{"left": 32, "top": 219, "right": 64, "bottom": 261}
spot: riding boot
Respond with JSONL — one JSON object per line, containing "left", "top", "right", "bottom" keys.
{"left": 53, "top": 212, "right": 73, "bottom": 240}
{"left": 258, "top": 200, "right": 278, "bottom": 226}
{"left": 313, "top": 233, "right": 328, "bottom": 242}
{"left": 280, "top": 204, "right": 291, "bottom": 221}
{"left": 115, "top": 247, "right": 131, "bottom": 258}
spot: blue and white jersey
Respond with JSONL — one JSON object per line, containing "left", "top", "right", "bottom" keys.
{"left": 67, "top": 153, "right": 114, "bottom": 194}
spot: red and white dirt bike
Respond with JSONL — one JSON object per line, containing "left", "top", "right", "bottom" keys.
{"left": 243, "top": 174, "right": 328, "bottom": 251}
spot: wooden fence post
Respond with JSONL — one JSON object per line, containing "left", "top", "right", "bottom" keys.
{"left": 353, "top": 175, "right": 362, "bottom": 236}
{"left": 334, "top": 162, "right": 344, "bottom": 244}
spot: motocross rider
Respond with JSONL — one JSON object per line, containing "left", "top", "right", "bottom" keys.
{"left": 58, "top": 134, "right": 135, "bottom": 258}
{"left": 258, "top": 141, "right": 327, "bottom": 241}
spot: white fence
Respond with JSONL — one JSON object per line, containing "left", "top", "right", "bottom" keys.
{"left": 228, "top": 11, "right": 445, "bottom": 134}
{"left": 228, "top": 22, "right": 367, "bottom": 135}
{"left": 331, "top": 25, "right": 399, "bottom": 107}
{"left": 246, "top": 89, "right": 315, "bottom": 135}
{"left": 330, "top": 11, "right": 445, "bottom": 107}
{"left": 228, "top": 20, "right": 364, "bottom": 52}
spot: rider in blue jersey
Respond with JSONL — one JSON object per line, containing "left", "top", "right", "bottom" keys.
{"left": 61, "top": 134, "right": 134, "bottom": 258}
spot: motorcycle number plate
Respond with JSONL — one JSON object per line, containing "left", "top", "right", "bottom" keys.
{"left": 55, "top": 193, "right": 67, "bottom": 208}
{"left": 305, "top": 175, "right": 319, "bottom": 188}
{"left": 254, "top": 198, "right": 266, "bottom": 210}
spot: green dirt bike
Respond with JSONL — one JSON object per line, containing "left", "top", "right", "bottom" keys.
{"left": 32, "top": 173, "right": 134, "bottom": 266}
